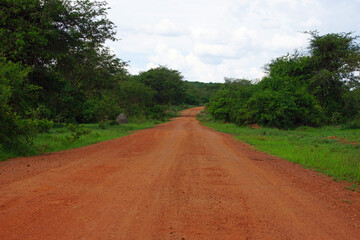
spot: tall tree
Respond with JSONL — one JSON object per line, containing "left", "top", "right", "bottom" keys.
{"left": 137, "top": 66, "right": 186, "bottom": 105}
{"left": 0, "top": 0, "right": 126, "bottom": 122}
{"left": 307, "top": 31, "right": 360, "bottom": 118}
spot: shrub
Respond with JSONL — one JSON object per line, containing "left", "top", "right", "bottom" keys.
{"left": 0, "top": 58, "right": 53, "bottom": 147}
{"left": 66, "top": 124, "right": 91, "bottom": 143}
{"left": 147, "top": 105, "right": 166, "bottom": 120}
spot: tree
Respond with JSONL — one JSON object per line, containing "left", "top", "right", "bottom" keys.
{"left": 137, "top": 66, "right": 186, "bottom": 105}
{"left": 207, "top": 32, "right": 360, "bottom": 128}
{"left": 0, "top": 58, "right": 52, "bottom": 147}
{"left": 115, "top": 79, "right": 156, "bottom": 116}
{"left": 183, "top": 81, "right": 222, "bottom": 105}
{"left": 307, "top": 31, "right": 360, "bottom": 119}
{"left": 0, "top": 0, "right": 126, "bottom": 123}
{"left": 207, "top": 78, "right": 254, "bottom": 123}
{"left": 0, "top": 0, "right": 116, "bottom": 66}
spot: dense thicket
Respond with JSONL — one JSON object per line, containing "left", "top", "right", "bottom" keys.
{"left": 135, "top": 66, "right": 186, "bottom": 105}
{"left": 184, "top": 81, "right": 222, "bottom": 105}
{"left": 0, "top": 0, "right": 211, "bottom": 148}
{"left": 208, "top": 32, "right": 360, "bottom": 129}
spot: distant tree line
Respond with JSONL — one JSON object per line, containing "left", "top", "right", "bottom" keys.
{"left": 0, "top": 0, "right": 218, "bottom": 148}
{"left": 207, "top": 32, "right": 360, "bottom": 129}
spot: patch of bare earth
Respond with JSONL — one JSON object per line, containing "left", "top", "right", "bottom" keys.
{"left": 1, "top": 107, "right": 359, "bottom": 239}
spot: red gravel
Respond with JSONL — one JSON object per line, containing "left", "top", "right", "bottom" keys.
{"left": 0, "top": 107, "right": 359, "bottom": 239}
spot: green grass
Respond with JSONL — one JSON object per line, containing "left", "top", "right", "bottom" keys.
{"left": 198, "top": 113, "right": 360, "bottom": 183}
{"left": 0, "top": 105, "right": 198, "bottom": 162}
{"left": 0, "top": 122, "right": 158, "bottom": 162}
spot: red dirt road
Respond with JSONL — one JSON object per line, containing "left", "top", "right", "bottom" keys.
{"left": 1, "top": 107, "right": 360, "bottom": 239}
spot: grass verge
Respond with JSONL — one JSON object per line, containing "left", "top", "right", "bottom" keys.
{"left": 198, "top": 113, "right": 360, "bottom": 184}
{"left": 0, "top": 122, "right": 157, "bottom": 162}
{"left": 0, "top": 105, "right": 196, "bottom": 162}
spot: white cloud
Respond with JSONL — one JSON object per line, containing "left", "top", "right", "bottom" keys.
{"left": 146, "top": 19, "right": 186, "bottom": 37}
{"left": 105, "top": 0, "right": 360, "bottom": 82}
{"left": 193, "top": 43, "right": 235, "bottom": 58}
{"left": 301, "top": 17, "right": 322, "bottom": 28}
{"left": 266, "top": 33, "right": 308, "bottom": 50}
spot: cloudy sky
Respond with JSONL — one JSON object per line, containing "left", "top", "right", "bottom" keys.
{"left": 105, "top": 0, "right": 360, "bottom": 83}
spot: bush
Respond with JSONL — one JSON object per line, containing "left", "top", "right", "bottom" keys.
{"left": 66, "top": 124, "right": 91, "bottom": 143}
{"left": 207, "top": 90, "right": 231, "bottom": 121}
{"left": 96, "top": 96, "right": 122, "bottom": 123}
{"left": 0, "top": 58, "right": 53, "bottom": 147}
{"left": 17, "top": 118, "right": 54, "bottom": 144}
{"left": 342, "top": 117, "right": 360, "bottom": 129}
{"left": 147, "top": 105, "right": 166, "bottom": 120}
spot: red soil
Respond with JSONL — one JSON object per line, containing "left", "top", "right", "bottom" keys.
{"left": 327, "top": 136, "right": 360, "bottom": 146}
{"left": 1, "top": 107, "right": 359, "bottom": 239}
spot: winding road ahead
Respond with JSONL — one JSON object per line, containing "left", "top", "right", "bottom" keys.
{"left": 1, "top": 107, "right": 359, "bottom": 239}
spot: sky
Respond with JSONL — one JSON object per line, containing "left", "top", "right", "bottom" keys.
{"left": 105, "top": 0, "right": 360, "bottom": 83}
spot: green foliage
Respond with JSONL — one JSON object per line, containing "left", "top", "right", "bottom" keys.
{"left": 0, "top": 0, "right": 125, "bottom": 124}
{"left": 66, "top": 124, "right": 91, "bottom": 143}
{"left": 307, "top": 31, "right": 360, "bottom": 120}
{"left": 0, "top": 122, "right": 158, "bottom": 161}
{"left": 243, "top": 90, "right": 318, "bottom": 129}
{"left": 0, "top": 0, "right": 201, "bottom": 158}
{"left": 137, "top": 66, "right": 186, "bottom": 105}
{"left": 0, "top": 58, "right": 52, "bottom": 147}
{"left": 95, "top": 96, "right": 122, "bottom": 123}
{"left": 207, "top": 31, "right": 360, "bottom": 129}
{"left": 207, "top": 89, "right": 232, "bottom": 121}
{"left": 147, "top": 105, "right": 166, "bottom": 120}
{"left": 0, "top": 0, "right": 116, "bottom": 65}
{"left": 115, "top": 78, "right": 156, "bottom": 116}
{"left": 200, "top": 116, "right": 360, "bottom": 183}
{"left": 342, "top": 115, "right": 360, "bottom": 130}
{"left": 184, "top": 81, "right": 222, "bottom": 105}
{"left": 207, "top": 78, "right": 254, "bottom": 122}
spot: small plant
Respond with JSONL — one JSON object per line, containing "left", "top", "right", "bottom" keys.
{"left": 66, "top": 124, "right": 91, "bottom": 143}
{"left": 342, "top": 199, "right": 353, "bottom": 204}
{"left": 17, "top": 118, "right": 54, "bottom": 145}
{"left": 147, "top": 105, "right": 166, "bottom": 120}
{"left": 342, "top": 118, "right": 360, "bottom": 130}
{"left": 66, "top": 123, "right": 76, "bottom": 132}
{"left": 200, "top": 111, "right": 360, "bottom": 183}
{"left": 344, "top": 184, "right": 360, "bottom": 193}
{"left": 98, "top": 121, "right": 107, "bottom": 129}
{"left": 108, "top": 120, "right": 117, "bottom": 126}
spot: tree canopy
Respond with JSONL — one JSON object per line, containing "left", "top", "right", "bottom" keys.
{"left": 208, "top": 32, "right": 360, "bottom": 129}
{"left": 0, "top": 1, "right": 197, "bottom": 148}
{"left": 136, "top": 66, "right": 186, "bottom": 105}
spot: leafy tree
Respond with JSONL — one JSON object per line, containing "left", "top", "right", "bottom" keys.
{"left": 207, "top": 78, "right": 254, "bottom": 123}
{"left": 184, "top": 81, "right": 222, "bottom": 105}
{"left": 207, "top": 31, "right": 360, "bottom": 128}
{"left": 95, "top": 95, "right": 122, "bottom": 123}
{"left": 137, "top": 66, "right": 186, "bottom": 105}
{"left": 115, "top": 79, "right": 156, "bottom": 116}
{"left": 0, "top": 58, "right": 52, "bottom": 147}
{"left": 0, "top": 0, "right": 116, "bottom": 66}
{"left": 207, "top": 89, "right": 232, "bottom": 121}
{"left": 0, "top": 0, "right": 123, "bottom": 123}
{"left": 244, "top": 88, "right": 322, "bottom": 128}
{"left": 307, "top": 31, "right": 360, "bottom": 119}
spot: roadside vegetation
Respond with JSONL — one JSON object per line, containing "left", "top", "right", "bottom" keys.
{"left": 207, "top": 31, "right": 360, "bottom": 129}
{"left": 0, "top": 0, "right": 218, "bottom": 161}
{"left": 204, "top": 31, "right": 360, "bottom": 184}
{"left": 0, "top": 105, "right": 190, "bottom": 161}
{"left": 0, "top": 122, "right": 156, "bottom": 161}
{"left": 199, "top": 113, "right": 360, "bottom": 184}
{"left": 1, "top": 0, "right": 359, "bottom": 187}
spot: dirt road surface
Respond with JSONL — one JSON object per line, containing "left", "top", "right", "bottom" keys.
{"left": 1, "top": 107, "right": 360, "bottom": 239}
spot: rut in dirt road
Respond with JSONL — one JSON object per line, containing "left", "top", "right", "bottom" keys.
{"left": 1, "top": 107, "right": 360, "bottom": 239}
